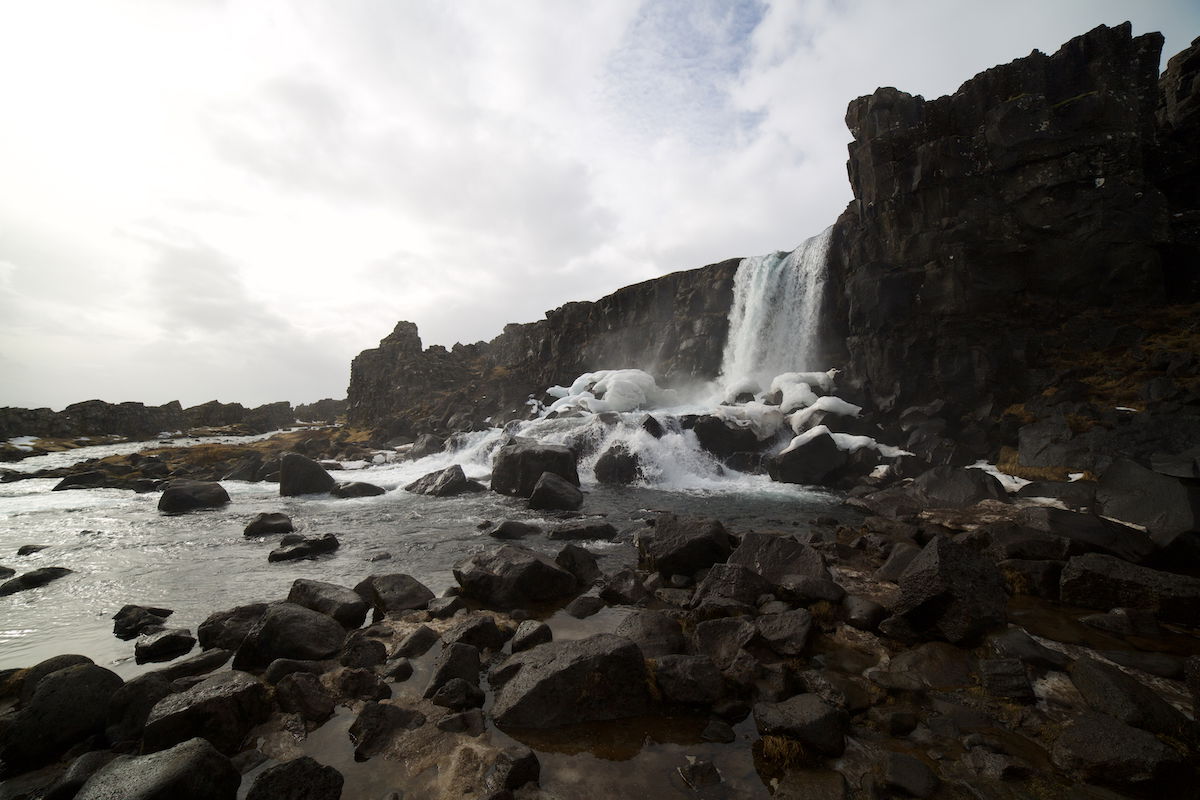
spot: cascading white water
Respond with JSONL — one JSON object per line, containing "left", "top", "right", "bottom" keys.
{"left": 719, "top": 226, "right": 832, "bottom": 392}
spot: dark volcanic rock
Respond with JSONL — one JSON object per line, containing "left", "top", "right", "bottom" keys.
{"left": 348, "top": 701, "right": 426, "bottom": 761}
{"left": 232, "top": 603, "right": 346, "bottom": 669}
{"left": 911, "top": 466, "right": 1008, "bottom": 508}
{"left": 113, "top": 604, "right": 174, "bottom": 640}
{"left": 728, "top": 531, "right": 831, "bottom": 586}
{"left": 1096, "top": 458, "right": 1200, "bottom": 545}
{"left": 1052, "top": 712, "right": 1184, "bottom": 790}
{"left": 288, "top": 578, "right": 369, "bottom": 628}
{"left": 354, "top": 573, "right": 435, "bottom": 618}
{"left": 511, "top": 620, "right": 553, "bottom": 653}
{"left": 693, "top": 617, "right": 756, "bottom": 670}
{"left": 767, "top": 430, "right": 848, "bottom": 485}
{"left": 157, "top": 480, "right": 230, "bottom": 513}
{"left": 882, "top": 535, "right": 1007, "bottom": 644}
{"left": 528, "top": 471, "right": 584, "bottom": 511}
{"left": 334, "top": 667, "right": 391, "bottom": 701}
{"left": 640, "top": 513, "right": 736, "bottom": 576}
{"left": 279, "top": 452, "right": 336, "bottom": 496}
{"left": 423, "top": 643, "right": 481, "bottom": 698}
{"left": 652, "top": 655, "right": 723, "bottom": 707}
{"left": 555, "top": 543, "right": 601, "bottom": 585}
{"left": 755, "top": 609, "right": 814, "bottom": 657}
{"left": 198, "top": 603, "right": 268, "bottom": 651}
{"left": 453, "top": 544, "right": 578, "bottom": 609}
{"left": 275, "top": 672, "right": 335, "bottom": 722}
{"left": 135, "top": 628, "right": 197, "bottom": 664}
{"left": 106, "top": 673, "right": 177, "bottom": 745}
{"left": 245, "top": 756, "right": 344, "bottom": 800}
{"left": 268, "top": 533, "right": 340, "bottom": 562}
{"left": 74, "top": 737, "right": 240, "bottom": 800}
{"left": 142, "top": 670, "right": 271, "bottom": 754}
{"left": 693, "top": 415, "right": 763, "bottom": 460}
{"left": 331, "top": 481, "right": 386, "bottom": 498}
{"left": 1059, "top": 552, "right": 1200, "bottom": 624}
{"left": 490, "top": 634, "right": 650, "bottom": 728}
{"left": 1068, "top": 656, "right": 1188, "bottom": 735}
{"left": 243, "top": 512, "right": 294, "bottom": 536}
{"left": 614, "top": 610, "right": 687, "bottom": 657}
{"left": 491, "top": 440, "right": 579, "bottom": 498}
{"left": 1015, "top": 506, "right": 1155, "bottom": 563}
{"left": 0, "top": 663, "right": 123, "bottom": 770}
{"left": 0, "top": 566, "right": 73, "bottom": 596}
{"left": 594, "top": 443, "right": 641, "bottom": 484}
{"left": 753, "top": 694, "right": 849, "bottom": 757}
{"left": 547, "top": 519, "right": 617, "bottom": 541}
{"left": 404, "top": 464, "right": 485, "bottom": 496}
{"left": 489, "top": 519, "right": 541, "bottom": 539}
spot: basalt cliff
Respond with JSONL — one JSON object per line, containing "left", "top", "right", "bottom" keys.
{"left": 349, "top": 24, "right": 1199, "bottom": 463}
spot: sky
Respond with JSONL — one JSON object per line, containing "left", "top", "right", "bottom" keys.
{"left": 1, "top": 1, "right": 1197, "bottom": 410}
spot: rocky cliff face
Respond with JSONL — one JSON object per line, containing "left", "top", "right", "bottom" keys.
{"left": 0, "top": 398, "right": 297, "bottom": 441}
{"left": 347, "top": 260, "right": 739, "bottom": 436}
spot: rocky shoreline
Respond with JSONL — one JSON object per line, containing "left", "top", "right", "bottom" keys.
{"left": 1, "top": 441, "right": 1199, "bottom": 798}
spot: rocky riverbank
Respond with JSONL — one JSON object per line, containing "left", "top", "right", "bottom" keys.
{"left": 1, "top": 442, "right": 1198, "bottom": 798}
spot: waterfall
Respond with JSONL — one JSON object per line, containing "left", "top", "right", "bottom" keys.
{"left": 719, "top": 226, "right": 832, "bottom": 391}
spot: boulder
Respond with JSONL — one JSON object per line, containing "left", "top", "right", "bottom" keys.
{"left": 142, "top": 670, "right": 271, "bottom": 754}
{"left": 113, "top": 604, "right": 174, "bottom": 640}
{"left": 151, "top": 648, "right": 232, "bottom": 682}
{"left": 691, "top": 563, "right": 772, "bottom": 611}
{"left": 489, "top": 519, "right": 540, "bottom": 539}
{"left": 1096, "top": 458, "right": 1200, "bottom": 545}
{"left": 157, "top": 480, "right": 230, "bottom": 513}
{"left": 491, "top": 440, "right": 579, "bottom": 498}
{"left": 882, "top": 535, "right": 1008, "bottom": 644}
{"left": 74, "top": 738, "right": 240, "bottom": 800}
{"left": 1015, "top": 506, "right": 1155, "bottom": 563}
{"left": 40, "top": 751, "right": 119, "bottom": 800}
{"left": 232, "top": 603, "right": 346, "bottom": 670}
{"left": 198, "top": 603, "right": 268, "bottom": 651}
{"left": 599, "top": 568, "right": 650, "bottom": 606}
{"left": 979, "top": 658, "right": 1034, "bottom": 703}
{"left": 614, "top": 610, "right": 688, "bottom": 657}
{"left": 106, "top": 673, "right": 177, "bottom": 745}
{"left": 547, "top": 520, "right": 617, "bottom": 541}
{"left": 423, "top": 643, "right": 481, "bottom": 698}
{"left": 693, "top": 415, "right": 763, "bottom": 460}
{"left": 753, "top": 694, "right": 849, "bottom": 757}
{"left": 268, "top": 534, "right": 340, "bottom": 562}
{"left": 0, "top": 566, "right": 73, "bottom": 596}
{"left": 353, "top": 573, "right": 435, "bottom": 618}
{"left": 339, "top": 637, "right": 388, "bottom": 668}
{"left": 393, "top": 625, "right": 440, "bottom": 658}
{"left": 1052, "top": 712, "right": 1184, "bottom": 790}
{"left": 693, "top": 617, "right": 756, "bottom": 670}
{"left": 334, "top": 667, "right": 391, "bottom": 701}
{"left": 245, "top": 756, "right": 344, "bottom": 800}
{"left": 288, "top": 578, "right": 369, "bottom": 628}
{"left": 755, "top": 609, "right": 814, "bottom": 657}
{"left": 408, "top": 433, "right": 445, "bottom": 459}
{"left": 278, "top": 452, "right": 336, "bottom": 496}
{"left": 331, "top": 481, "right": 387, "bottom": 498}
{"left": 275, "top": 672, "right": 336, "bottom": 722}
{"left": 511, "top": 620, "right": 553, "bottom": 653}
{"left": 566, "top": 595, "right": 604, "bottom": 618}
{"left": 594, "top": 444, "right": 641, "bottom": 484}
{"left": 528, "top": 471, "right": 583, "bottom": 511}
{"left": 348, "top": 701, "right": 426, "bottom": 761}
{"left": 640, "top": 514, "right": 736, "bottom": 576}
{"left": 135, "top": 628, "right": 197, "bottom": 664}
{"left": 0, "top": 663, "right": 123, "bottom": 770}
{"left": 651, "top": 655, "right": 723, "bottom": 707}
{"left": 767, "top": 431, "right": 847, "bottom": 485}
{"left": 555, "top": 543, "right": 601, "bottom": 585}
{"left": 444, "top": 615, "right": 511, "bottom": 652}
{"left": 404, "top": 464, "right": 485, "bottom": 497}
{"left": 1059, "top": 553, "right": 1200, "bottom": 624}
{"left": 243, "top": 512, "right": 294, "bottom": 536}
{"left": 430, "top": 677, "right": 485, "bottom": 711}
{"left": 881, "top": 752, "right": 940, "bottom": 799}
{"left": 453, "top": 544, "right": 578, "bottom": 609}
{"left": 728, "top": 531, "right": 831, "bottom": 586}
{"left": 1068, "top": 656, "right": 1188, "bottom": 735}
{"left": 911, "top": 466, "right": 1009, "bottom": 508}
{"left": 490, "top": 634, "right": 650, "bottom": 728}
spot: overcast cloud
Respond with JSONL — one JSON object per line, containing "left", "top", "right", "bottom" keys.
{"left": 1, "top": 0, "right": 1196, "bottom": 409}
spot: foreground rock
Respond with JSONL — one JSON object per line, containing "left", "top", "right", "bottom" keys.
{"left": 113, "top": 604, "right": 174, "bottom": 639}
{"left": 245, "top": 756, "right": 344, "bottom": 800}
{"left": 0, "top": 566, "right": 73, "bottom": 596}
{"left": 243, "top": 512, "right": 293, "bottom": 536}
{"left": 135, "top": 628, "right": 197, "bottom": 664}
{"left": 142, "top": 670, "right": 271, "bottom": 754}
{"left": 453, "top": 545, "right": 578, "bottom": 609}
{"left": 268, "top": 533, "right": 340, "bottom": 562}
{"left": 74, "top": 738, "right": 240, "bottom": 800}
{"left": 354, "top": 573, "right": 435, "bottom": 618}
{"left": 528, "top": 471, "right": 584, "bottom": 511}
{"left": 640, "top": 514, "right": 736, "bottom": 576}
{"left": 288, "top": 578, "right": 369, "bottom": 628}
{"left": 0, "top": 663, "right": 124, "bottom": 769}
{"left": 279, "top": 452, "right": 336, "bottom": 496}
{"left": 1059, "top": 553, "right": 1200, "bottom": 624}
{"left": 490, "top": 634, "right": 650, "bottom": 728}
{"left": 753, "top": 694, "right": 849, "bottom": 757}
{"left": 157, "top": 480, "right": 230, "bottom": 513}
{"left": 232, "top": 603, "right": 346, "bottom": 669}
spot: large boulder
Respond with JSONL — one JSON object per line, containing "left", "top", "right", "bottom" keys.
{"left": 243, "top": 512, "right": 293, "bottom": 536}
{"left": 288, "top": 579, "right": 369, "bottom": 628}
{"left": 142, "top": 671, "right": 271, "bottom": 754}
{"left": 353, "top": 573, "right": 435, "bottom": 618}
{"left": 1015, "top": 506, "right": 1156, "bottom": 563}
{"left": 331, "top": 481, "right": 386, "bottom": 498}
{"left": 491, "top": 440, "right": 579, "bottom": 498}
{"left": 1096, "top": 458, "right": 1200, "bottom": 546}
{"left": 527, "top": 471, "right": 583, "bottom": 511}
{"left": 453, "top": 545, "right": 578, "bottom": 609}
{"left": 651, "top": 655, "right": 724, "bottom": 707}
{"left": 232, "top": 603, "right": 346, "bottom": 669}
{"left": 245, "top": 756, "right": 344, "bottom": 800}
{"left": 106, "top": 673, "right": 177, "bottom": 745}
{"left": 911, "top": 466, "right": 1009, "bottom": 508}
{"left": 1052, "top": 712, "right": 1185, "bottom": 790}
{"left": 135, "top": 629, "right": 197, "bottom": 664}
{"left": 1068, "top": 656, "right": 1189, "bottom": 736}
{"left": 614, "top": 610, "right": 688, "bottom": 657}
{"left": 158, "top": 480, "right": 230, "bottom": 513}
{"left": 594, "top": 444, "right": 641, "bottom": 484}
{"left": 74, "top": 738, "right": 240, "bottom": 800}
{"left": 490, "top": 634, "right": 650, "bottom": 728}
{"left": 404, "top": 464, "right": 485, "bottom": 497}
{"left": 268, "top": 533, "right": 340, "bottom": 562}
{"left": 1059, "top": 553, "right": 1200, "bottom": 625}
{"left": 767, "top": 431, "right": 848, "bottom": 485}
{"left": 753, "top": 694, "right": 849, "bottom": 757}
{"left": 278, "top": 452, "right": 336, "bottom": 496}
{"left": 113, "top": 604, "right": 174, "bottom": 639}
{"left": 727, "top": 531, "right": 831, "bottom": 586}
{"left": 692, "top": 415, "right": 762, "bottom": 460}
{"left": 639, "top": 514, "right": 736, "bottom": 576}
{"left": 197, "top": 603, "right": 268, "bottom": 651}
{"left": 881, "top": 535, "right": 1008, "bottom": 644}
{"left": 0, "top": 663, "right": 123, "bottom": 770}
